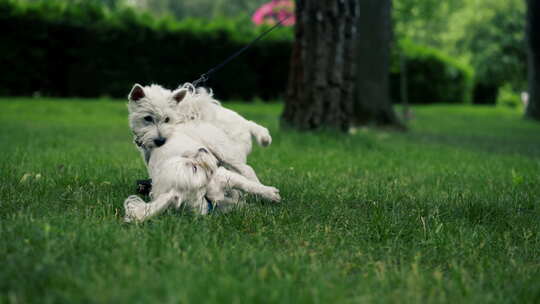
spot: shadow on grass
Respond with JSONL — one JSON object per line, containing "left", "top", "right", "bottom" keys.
{"left": 401, "top": 106, "right": 540, "bottom": 158}
{"left": 409, "top": 131, "right": 540, "bottom": 159}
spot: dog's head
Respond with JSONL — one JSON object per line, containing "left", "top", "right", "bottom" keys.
{"left": 180, "top": 148, "right": 217, "bottom": 202}
{"left": 151, "top": 147, "right": 219, "bottom": 211}
{"left": 127, "top": 84, "right": 188, "bottom": 149}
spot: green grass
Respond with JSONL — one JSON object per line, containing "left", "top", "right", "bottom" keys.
{"left": 1, "top": 98, "right": 539, "bottom": 303}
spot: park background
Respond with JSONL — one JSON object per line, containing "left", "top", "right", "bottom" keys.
{"left": 0, "top": 0, "right": 528, "bottom": 106}
{"left": 1, "top": 0, "right": 539, "bottom": 303}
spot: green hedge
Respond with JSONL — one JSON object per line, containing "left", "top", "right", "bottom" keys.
{"left": 0, "top": 0, "right": 473, "bottom": 103}
{"left": 390, "top": 40, "right": 474, "bottom": 104}
{"left": 0, "top": 0, "right": 292, "bottom": 100}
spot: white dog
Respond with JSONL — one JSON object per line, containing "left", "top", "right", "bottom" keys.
{"left": 124, "top": 84, "right": 280, "bottom": 222}
{"left": 124, "top": 121, "right": 281, "bottom": 222}
{"left": 128, "top": 83, "right": 271, "bottom": 182}
{"left": 173, "top": 83, "right": 272, "bottom": 153}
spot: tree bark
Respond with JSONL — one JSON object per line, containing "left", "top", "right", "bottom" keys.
{"left": 354, "top": 0, "right": 402, "bottom": 127}
{"left": 526, "top": 0, "right": 540, "bottom": 120}
{"left": 282, "top": 0, "right": 402, "bottom": 131}
{"left": 282, "top": 0, "right": 357, "bottom": 131}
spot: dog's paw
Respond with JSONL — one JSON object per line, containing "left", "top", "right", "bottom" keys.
{"left": 124, "top": 195, "right": 147, "bottom": 223}
{"left": 259, "top": 186, "right": 281, "bottom": 203}
{"left": 254, "top": 128, "right": 272, "bottom": 147}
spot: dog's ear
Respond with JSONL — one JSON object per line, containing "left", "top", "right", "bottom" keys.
{"left": 129, "top": 84, "right": 145, "bottom": 102}
{"left": 172, "top": 89, "right": 187, "bottom": 104}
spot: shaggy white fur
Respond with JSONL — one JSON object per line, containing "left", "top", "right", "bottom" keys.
{"left": 124, "top": 83, "right": 279, "bottom": 222}
{"left": 128, "top": 83, "right": 271, "bottom": 181}
{"left": 124, "top": 123, "right": 280, "bottom": 222}
{"left": 174, "top": 83, "right": 272, "bottom": 153}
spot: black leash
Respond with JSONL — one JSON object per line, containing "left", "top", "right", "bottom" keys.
{"left": 191, "top": 15, "right": 292, "bottom": 88}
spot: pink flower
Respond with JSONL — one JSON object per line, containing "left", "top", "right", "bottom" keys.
{"left": 252, "top": 0, "right": 295, "bottom": 26}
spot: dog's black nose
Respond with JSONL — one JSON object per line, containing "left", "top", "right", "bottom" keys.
{"left": 198, "top": 147, "right": 208, "bottom": 154}
{"left": 154, "top": 137, "right": 166, "bottom": 147}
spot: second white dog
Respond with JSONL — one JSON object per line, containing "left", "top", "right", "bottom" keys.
{"left": 124, "top": 121, "right": 281, "bottom": 222}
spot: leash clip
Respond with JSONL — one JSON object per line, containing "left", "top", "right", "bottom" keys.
{"left": 192, "top": 74, "right": 208, "bottom": 88}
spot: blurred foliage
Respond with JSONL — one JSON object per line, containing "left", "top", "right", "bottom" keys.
{"left": 21, "top": 0, "right": 268, "bottom": 19}
{"left": 394, "top": 0, "right": 465, "bottom": 48}
{"left": 391, "top": 40, "right": 474, "bottom": 104}
{"left": 496, "top": 84, "right": 524, "bottom": 109}
{"left": 132, "top": 0, "right": 268, "bottom": 20}
{"left": 0, "top": 0, "right": 475, "bottom": 103}
{"left": 4, "top": 0, "right": 525, "bottom": 104}
{"left": 451, "top": 0, "right": 526, "bottom": 89}
{"left": 394, "top": 0, "right": 527, "bottom": 103}
{"left": 0, "top": 0, "right": 291, "bottom": 100}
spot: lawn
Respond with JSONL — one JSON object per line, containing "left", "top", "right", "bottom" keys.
{"left": 1, "top": 98, "right": 539, "bottom": 303}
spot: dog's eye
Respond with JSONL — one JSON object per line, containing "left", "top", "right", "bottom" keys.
{"left": 192, "top": 165, "right": 197, "bottom": 173}
{"left": 165, "top": 117, "right": 170, "bottom": 123}
{"left": 144, "top": 116, "right": 153, "bottom": 122}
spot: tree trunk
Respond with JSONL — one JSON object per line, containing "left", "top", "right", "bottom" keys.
{"left": 282, "top": 0, "right": 402, "bottom": 131}
{"left": 526, "top": 0, "right": 540, "bottom": 120}
{"left": 282, "top": 0, "right": 358, "bottom": 131}
{"left": 354, "top": 0, "right": 402, "bottom": 127}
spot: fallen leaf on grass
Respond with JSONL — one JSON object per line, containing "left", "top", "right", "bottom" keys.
{"left": 20, "top": 173, "right": 33, "bottom": 183}
{"left": 19, "top": 173, "right": 43, "bottom": 183}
